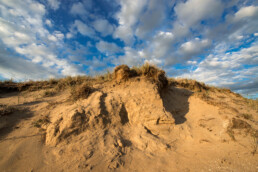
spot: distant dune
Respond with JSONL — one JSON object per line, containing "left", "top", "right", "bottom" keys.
{"left": 0, "top": 64, "right": 257, "bottom": 172}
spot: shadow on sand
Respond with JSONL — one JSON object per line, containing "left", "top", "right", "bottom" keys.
{"left": 0, "top": 106, "right": 34, "bottom": 140}
{"left": 161, "top": 86, "right": 193, "bottom": 124}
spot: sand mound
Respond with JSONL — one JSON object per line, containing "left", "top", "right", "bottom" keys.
{"left": 46, "top": 79, "right": 174, "bottom": 146}
{"left": 0, "top": 69, "right": 257, "bottom": 171}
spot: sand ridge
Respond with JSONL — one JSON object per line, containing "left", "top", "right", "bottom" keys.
{"left": 0, "top": 76, "right": 257, "bottom": 171}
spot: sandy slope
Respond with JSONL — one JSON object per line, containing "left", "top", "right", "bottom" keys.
{"left": 0, "top": 78, "right": 257, "bottom": 172}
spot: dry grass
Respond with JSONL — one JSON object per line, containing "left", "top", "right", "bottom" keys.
{"left": 244, "top": 98, "right": 258, "bottom": 111}
{"left": 240, "top": 113, "right": 253, "bottom": 120}
{"left": 226, "top": 118, "right": 250, "bottom": 141}
{"left": 32, "top": 116, "right": 50, "bottom": 128}
{"left": 168, "top": 78, "right": 257, "bottom": 111}
{"left": 0, "top": 76, "right": 94, "bottom": 93}
{"left": 251, "top": 137, "right": 257, "bottom": 155}
{"left": 230, "top": 118, "right": 251, "bottom": 129}
{"left": 113, "top": 65, "right": 131, "bottom": 81}
{"left": 70, "top": 82, "right": 94, "bottom": 101}
{"left": 227, "top": 128, "right": 236, "bottom": 141}
{"left": 1, "top": 64, "right": 254, "bottom": 108}
{"left": 139, "top": 63, "right": 168, "bottom": 89}
{"left": 226, "top": 118, "right": 257, "bottom": 150}
{"left": 0, "top": 80, "right": 18, "bottom": 93}
{"left": 42, "top": 89, "right": 57, "bottom": 97}
{"left": 169, "top": 78, "right": 209, "bottom": 92}
{"left": 54, "top": 76, "right": 93, "bottom": 91}
{"left": 96, "top": 70, "right": 113, "bottom": 82}
{"left": 113, "top": 63, "right": 168, "bottom": 90}
{"left": 169, "top": 78, "right": 244, "bottom": 97}
{"left": 17, "top": 80, "right": 55, "bottom": 91}
{"left": 0, "top": 104, "right": 17, "bottom": 117}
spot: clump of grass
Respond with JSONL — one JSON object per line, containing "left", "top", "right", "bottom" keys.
{"left": 55, "top": 76, "right": 92, "bottom": 91}
{"left": 0, "top": 79, "right": 18, "bottom": 93}
{"left": 244, "top": 98, "right": 258, "bottom": 111}
{"left": 42, "top": 89, "right": 56, "bottom": 97}
{"left": 113, "top": 63, "right": 168, "bottom": 90}
{"left": 32, "top": 116, "right": 50, "bottom": 128}
{"left": 97, "top": 70, "right": 113, "bottom": 82}
{"left": 250, "top": 129, "right": 258, "bottom": 155}
{"left": 70, "top": 82, "right": 94, "bottom": 101}
{"left": 227, "top": 118, "right": 253, "bottom": 141}
{"left": 241, "top": 113, "right": 253, "bottom": 120}
{"left": 0, "top": 104, "right": 17, "bottom": 117}
{"left": 227, "top": 128, "right": 236, "bottom": 141}
{"left": 18, "top": 80, "right": 54, "bottom": 91}
{"left": 168, "top": 78, "right": 245, "bottom": 98}
{"left": 169, "top": 78, "right": 209, "bottom": 92}
{"left": 113, "top": 65, "right": 131, "bottom": 81}
{"left": 49, "top": 78, "right": 58, "bottom": 85}
{"left": 139, "top": 63, "right": 168, "bottom": 89}
{"left": 0, "top": 76, "right": 92, "bottom": 93}
{"left": 227, "top": 118, "right": 258, "bottom": 154}
{"left": 46, "top": 101, "right": 60, "bottom": 109}
{"left": 130, "top": 66, "right": 142, "bottom": 76}
{"left": 55, "top": 76, "right": 76, "bottom": 91}
{"left": 231, "top": 118, "right": 251, "bottom": 129}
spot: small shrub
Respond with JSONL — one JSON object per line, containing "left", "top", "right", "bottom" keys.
{"left": 70, "top": 82, "right": 93, "bottom": 101}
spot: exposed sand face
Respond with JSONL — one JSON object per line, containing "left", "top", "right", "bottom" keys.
{"left": 0, "top": 78, "right": 257, "bottom": 172}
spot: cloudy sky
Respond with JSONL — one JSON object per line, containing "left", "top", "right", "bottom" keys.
{"left": 0, "top": 0, "right": 257, "bottom": 98}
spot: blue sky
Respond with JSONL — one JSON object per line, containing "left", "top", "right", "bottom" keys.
{"left": 0, "top": 0, "right": 257, "bottom": 98}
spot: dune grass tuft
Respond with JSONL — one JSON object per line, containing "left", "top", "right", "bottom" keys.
{"left": 32, "top": 116, "right": 50, "bottom": 128}
{"left": 70, "top": 82, "right": 94, "bottom": 101}
{"left": 113, "top": 63, "right": 168, "bottom": 90}
{"left": 113, "top": 65, "right": 131, "bottom": 81}
{"left": 0, "top": 104, "right": 17, "bottom": 117}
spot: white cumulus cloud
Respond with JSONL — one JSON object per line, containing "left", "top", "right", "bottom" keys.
{"left": 73, "top": 20, "right": 95, "bottom": 37}
{"left": 70, "top": 2, "right": 87, "bottom": 16}
{"left": 234, "top": 5, "right": 258, "bottom": 21}
{"left": 47, "top": 0, "right": 60, "bottom": 10}
{"left": 180, "top": 38, "right": 211, "bottom": 57}
{"left": 114, "top": 0, "right": 147, "bottom": 45}
{"left": 92, "top": 19, "right": 114, "bottom": 37}
{"left": 96, "top": 41, "right": 122, "bottom": 55}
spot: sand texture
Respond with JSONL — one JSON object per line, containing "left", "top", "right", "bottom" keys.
{"left": 0, "top": 77, "right": 257, "bottom": 172}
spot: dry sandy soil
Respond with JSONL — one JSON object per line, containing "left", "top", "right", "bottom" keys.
{"left": 0, "top": 76, "right": 257, "bottom": 172}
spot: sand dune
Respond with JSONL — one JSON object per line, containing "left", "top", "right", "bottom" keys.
{"left": 0, "top": 65, "right": 257, "bottom": 171}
